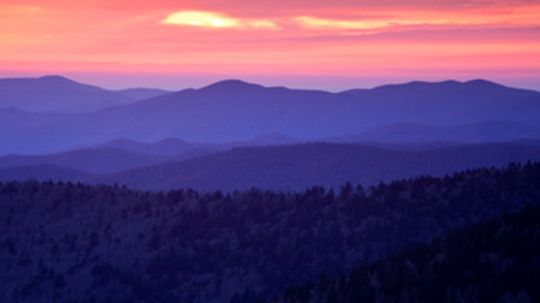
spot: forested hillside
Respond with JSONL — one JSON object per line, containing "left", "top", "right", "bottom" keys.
{"left": 0, "top": 163, "right": 539, "bottom": 303}
{"left": 274, "top": 206, "right": 540, "bottom": 303}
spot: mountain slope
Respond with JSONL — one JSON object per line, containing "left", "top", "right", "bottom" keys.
{"left": 94, "top": 134, "right": 299, "bottom": 156}
{"left": 0, "top": 142, "right": 540, "bottom": 191}
{"left": 108, "top": 142, "right": 540, "bottom": 191}
{"left": 1, "top": 142, "right": 539, "bottom": 191}
{"left": 273, "top": 206, "right": 540, "bottom": 303}
{"left": 93, "top": 138, "right": 222, "bottom": 156}
{"left": 0, "top": 148, "right": 170, "bottom": 174}
{"left": 342, "top": 79, "right": 540, "bottom": 127}
{"left": 85, "top": 80, "right": 354, "bottom": 142}
{"left": 333, "top": 120, "right": 539, "bottom": 143}
{"left": 101, "top": 79, "right": 540, "bottom": 142}
{"left": 0, "top": 75, "right": 135, "bottom": 112}
{"left": 0, "top": 163, "right": 538, "bottom": 303}
{"left": 115, "top": 88, "right": 171, "bottom": 100}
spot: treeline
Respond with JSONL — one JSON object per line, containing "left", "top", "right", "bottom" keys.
{"left": 0, "top": 162, "right": 539, "bottom": 303}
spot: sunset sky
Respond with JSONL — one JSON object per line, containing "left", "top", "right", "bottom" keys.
{"left": 1, "top": 0, "right": 539, "bottom": 90}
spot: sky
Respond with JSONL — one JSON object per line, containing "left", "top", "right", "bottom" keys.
{"left": 0, "top": 0, "right": 539, "bottom": 90}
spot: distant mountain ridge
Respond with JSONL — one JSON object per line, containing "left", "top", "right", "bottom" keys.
{"left": 1, "top": 142, "right": 539, "bottom": 192}
{"left": 332, "top": 120, "right": 539, "bottom": 143}
{"left": 115, "top": 88, "right": 172, "bottom": 100}
{"left": 0, "top": 75, "right": 170, "bottom": 113}
{"left": 94, "top": 138, "right": 202, "bottom": 156}
{"left": 0, "top": 148, "right": 171, "bottom": 174}
{"left": 108, "top": 142, "right": 540, "bottom": 191}
{"left": 93, "top": 134, "right": 298, "bottom": 156}
{"left": 1, "top": 76, "right": 539, "bottom": 154}
{"left": 0, "top": 134, "right": 301, "bottom": 176}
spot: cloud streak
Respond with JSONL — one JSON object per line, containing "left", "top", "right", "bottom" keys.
{"left": 294, "top": 5, "right": 540, "bottom": 30}
{"left": 162, "top": 10, "right": 278, "bottom": 30}
{"left": 160, "top": 6, "right": 540, "bottom": 32}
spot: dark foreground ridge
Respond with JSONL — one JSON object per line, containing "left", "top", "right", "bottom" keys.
{"left": 0, "top": 162, "right": 539, "bottom": 302}
{"left": 274, "top": 206, "right": 540, "bottom": 303}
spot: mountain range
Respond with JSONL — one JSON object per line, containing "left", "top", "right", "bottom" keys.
{"left": 1, "top": 141, "right": 539, "bottom": 192}
{"left": 1, "top": 76, "right": 539, "bottom": 154}
{"left": 1, "top": 75, "right": 540, "bottom": 302}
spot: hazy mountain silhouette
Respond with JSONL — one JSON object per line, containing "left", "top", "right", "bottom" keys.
{"left": 0, "top": 133, "right": 306, "bottom": 175}
{"left": 1, "top": 78, "right": 540, "bottom": 154}
{"left": 0, "top": 75, "right": 134, "bottom": 112}
{"left": 92, "top": 134, "right": 298, "bottom": 157}
{"left": 232, "top": 133, "right": 300, "bottom": 145}
{"left": 0, "top": 148, "right": 171, "bottom": 174}
{"left": 107, "top": 142, "right": 540, "bottom": 191}
{"left": 0, "top": 75, "right": 169, "bottom": 113}
{"left": 1, "top": 143, "right": 540, "bottom": 192}
{"left": 94, "top": 138, "right": 206, "bottom": 156}
{"left": 6, "top": 141, "right": 536, "bottom": 191}
{"left": 342, "top": 79, "right": 540, "bottom": 127}
{"left": 115, "top": 87, "right": 171, "bottom": 100}
{"left": 332, "top": 120, "right": 539, "bottom": 143}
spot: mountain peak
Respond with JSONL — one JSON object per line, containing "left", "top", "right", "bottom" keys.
{"left": 369, "top": 79, "right": 509, "bottom": 92}
{"left": 464, "top": 79, "right": 505, "bottom": 88}
{"left": 38, "top": 75, "right": 75, "bottom": 83}
{"left": 408, "top": 80, "right": 460, "bottom": 86}
{"left": 201, "top": 79, "right": 263, "bottom": 91}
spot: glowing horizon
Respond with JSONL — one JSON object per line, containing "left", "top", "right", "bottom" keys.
{"left": 1, "top": 0, "right": 539, "bottom": 90}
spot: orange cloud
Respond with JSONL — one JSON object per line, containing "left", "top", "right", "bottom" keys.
{"left": 162, "top": 10, "right": 278, "bottom": 30}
